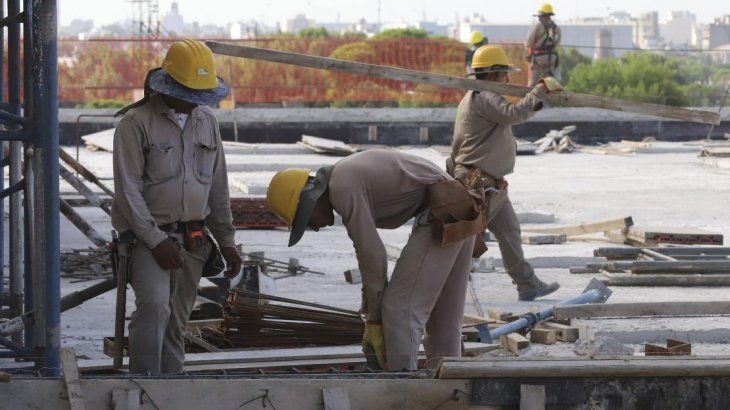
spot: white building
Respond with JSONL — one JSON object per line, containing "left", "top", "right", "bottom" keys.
{"left": 161, "top": 1, "right": 184, "bottom": 36}
{"left": 660, "top": 11, "right": 695, "bottom": 48}
{"left": 283, "top": 14, "right": 312, "bottom": 33}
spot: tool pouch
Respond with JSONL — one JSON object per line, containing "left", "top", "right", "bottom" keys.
{"left": 202, "top": 230, "right": 225, "bottom": 277}
{"left": 428, "top": 180, "right": 487, "bottom": 251}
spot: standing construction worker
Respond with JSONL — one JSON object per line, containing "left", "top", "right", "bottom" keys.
{"left": 448, "top": 45, "right": 563, "bottom": 301}
{"left": 266, "top": 150, "right": 486, "bottom": 371}
{"left": 112, "top": 39, "right": 242, "bottom": 375}
{"left": 465, "top": 31, "right": 488, "bottom": 75}
{"left": 525, "top": 3, "right": 561, "bottom": 87}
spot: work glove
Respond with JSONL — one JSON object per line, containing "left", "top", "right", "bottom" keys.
{"left": 151, "top": 237, "right": 184, "bottom": 270}
{"left": 222, "top": 246, "right": 243, "bottom": 279}
{"left": 362, "top": 321, "right": 387, "bottom": 369}
{"left": 538, "top": 76, "right": 564, "bottom": 94}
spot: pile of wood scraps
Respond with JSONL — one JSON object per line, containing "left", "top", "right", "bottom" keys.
{"left": 208, "top": 289, "right": 364, "bottom": 349}
{"left": 577, "top": 137, "right": 656, "bottom": 156}
{"left": 534, "top": 125, "right": 578, "bottom": 154}
{"left": 61, "top": 248, "right": 111, "bottom": 282}
{"left": 572, "top": 246, "right": 730, "bottom": 286}
{"left": 299, "top": 135, "right": 358, "bottom": 156}
{"left": 523, "top": 216, "right": 633, "bottom": 245}
{"left": 230, "top": 197, "right": 287, "bottom": 229}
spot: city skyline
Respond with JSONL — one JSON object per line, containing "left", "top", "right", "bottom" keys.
{"left": 61, "top": 0, "right": 729, "bottom": 28}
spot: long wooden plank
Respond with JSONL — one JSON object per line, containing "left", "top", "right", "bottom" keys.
{"left": 631, "top": 260, "right": 730, "bottom": 274}
{"left": 60, "top": 347, "right": 86, "bottom": 410}
{"left": 523, "top": 217, "right": 633, "bottom": 236}
{"left": 437, "top": 357, "right": 730, "bottom": 379}
{"left": 554, "top": 301, "right": 730, "bottom": 320}
{"left": 206, "top": 41, "right": 720, "bottom": 126}
{"left": 605, "top": 273, "right": 730, "bottom": 287}
{"left": 595, "top": 247, "right": 730, "bottom": 259}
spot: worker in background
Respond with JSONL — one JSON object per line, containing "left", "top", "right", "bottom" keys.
{"left": 448, "top": 45, "right": 563, "bottom": 301}
{"left": 112, "top": 39, "right": 242, "bottom": 375}
{"left": 267, "top": 150, "right": 486, "bottom": 371}
{"left": 465, "top": 31, "right": 488, "bottom": 75}
{"left": 525, "top": 3, "right": 561, "bottom": 87}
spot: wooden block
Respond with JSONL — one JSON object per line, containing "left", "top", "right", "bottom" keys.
{"left": 520, "top": 384, "right": 546, "bottom": 410}
{"left": 530, "top": 329, "right": 556, "bottom": 345}
{"left": 487, "top": 308, "right": 514, "bottom": 322}
{"left": 627, "top": 226, "right": 723, "bottom": 246}
{"left": 60, "top": 347, "right": 86, "bottom": 410}
{"left": 461, "top": 327, "right": 480, "bottom": 342}
{"left": 0, "top": 371, "right": 10, "bottom": 382}
{"left": 645, "top": 341, "right": 691, "bottom": 356}
{"left": 344, "top": 269, "right": 361, "bottom": 284}
{"left": 538, "top": 321, "right": 580, "bottom": 342}
{"left": 521, "top": 234, "right": 567, "bottom": 245}
{"left": 323, "top": 387, "right": 351, "bottom": 410}
{"left": 500, "top": 333, "right": 530, "bottom": 354}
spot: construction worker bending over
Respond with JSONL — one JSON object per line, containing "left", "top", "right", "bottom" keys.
{"left": 525, "top": 3, "right": 561, "bottom": 86}
{"left": 465, "top": 31, "right": 488, "bottom": 75}
{"left": 267, "top": 150, "right": 488, "bottom": 371}
{"left": 112, "top": 39, "right": 242, "bottom": 375}
{"left": 449, "top": 45, "right": 563, "bottom": 301}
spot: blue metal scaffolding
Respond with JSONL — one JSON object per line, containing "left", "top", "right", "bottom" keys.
{"left": 0, "top": 0, "right": 60, "bottom": 376}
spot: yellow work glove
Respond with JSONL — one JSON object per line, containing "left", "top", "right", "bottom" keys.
{"left": 538, "top": 76, "right": 564, "bottom": 93}
{"left": 362, "top": 321, "right": 387, "bottom": 369}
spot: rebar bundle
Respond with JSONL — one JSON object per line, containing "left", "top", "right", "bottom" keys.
{"left": 218, "top": 289, "right": 364, "bottom": 348}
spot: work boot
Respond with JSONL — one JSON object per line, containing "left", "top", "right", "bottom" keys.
{"left": 518, "top": 281, "right": 560, "bottom": 301}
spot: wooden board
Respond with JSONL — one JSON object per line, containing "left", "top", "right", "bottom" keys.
{"left": 524, "top": 217, "right": 633, "bottom": 236}
{"left": 631, "top": 260, "right": 730, "bottom": 274}
{"left": 605, "top": 273, "right": 730, "bottom": 287}
{"left": 594, "top": 247, "right": 730, "bottom": 259}
{"left": 626, "top": 226, "right": 724, "bottom": 246}
{"left": 521, "top": 234, "right": 566, "bottom": 245}
{"left": 554, "top": 301, "right": 730, "bottom": 320}
{"left": 437, "top": 356, "right": 730, "bottom": 379}
{"left": 206, "top": 41, "right": 720, "bottom": 126}
{"left": 60, "top": 347, "right": 86, "bottom": 410}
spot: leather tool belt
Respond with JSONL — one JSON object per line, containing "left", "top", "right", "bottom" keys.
{"left": 159, "top": 220, "right": 205, "bottom": 234}
{"left": 427, "top": 180, "right": 487, "bottom": 253}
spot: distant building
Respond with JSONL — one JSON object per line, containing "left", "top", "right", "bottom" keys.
{"left": 660, "top": 11, "right": 695, "bottom": 48}
{"left": 161, "top": 1, "right": 184, "bottom": 36}
{"left": 283, "top": 14, "right": 312, "bottom": 33}
{"left": 417, "top": 21, "right": 450, "bottom": 37}
{"left": 633, "top": 11, "right": 661, "bottom": 49}
{"left": 460, "top": 17, "right": 634, "bottom": 58}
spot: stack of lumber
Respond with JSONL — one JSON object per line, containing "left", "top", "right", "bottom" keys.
{"left": 572, "top": 246, "right": 730, "bottom": 286}
{"left": 576, "top": 138, "right": 655, "bottom": 156}
{"left": 533, "top": 126, "right": 577, "bottom": 154}
{"left": 214, "top": 289, "right": 364, "bottom": 348}
{"left": 299, "top": 135, "right": 358, "bottom": 156}
{"left": 230, "top": 197, "right": 287, "bottom": 229}
{"left": 523, "top": 216, "right": 633, "bottom": 244}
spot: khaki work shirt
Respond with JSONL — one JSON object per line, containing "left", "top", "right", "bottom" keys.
{"left": 525, "top": 21, "right": 562, "bottom": 53}
{"left": 450, "top": 87, "right": 546, "bottom": 181}
{"left": 327, "top": 149, "right": 450, "bottom": 321}
{"left": 111, "top": 93, "right": 235, "bottom": 249}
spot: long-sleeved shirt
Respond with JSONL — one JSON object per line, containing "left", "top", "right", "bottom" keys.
{"left": 525, "top": 20, "right": 561, "bottom": 54}
{"left": 327, "top": 149, "right": 449, "bottom": 321}
{"left": 450, "top": 87, "right": 546, "bottom": 181}
{"left": 111, "top": 92, "right": 235, "bottom": 249}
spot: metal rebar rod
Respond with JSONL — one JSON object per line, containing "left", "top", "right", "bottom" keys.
{"left": 59, "top": 147, "right": 115, "bottom": 198}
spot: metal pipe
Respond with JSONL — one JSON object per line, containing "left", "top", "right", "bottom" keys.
{"left": 31, "top": 0, "right": 60, "bottom": 377}
{"left": 8, "top": 0, "right": 24, "bottom": 346}
{"left": 0, "top": 0, "right": 5, "bottom": 304}
{"left": 475, "top": 279, "right": 612, "bottom": 344}
{"left": 22, "top": 0, "right": 34, "bottom": 351}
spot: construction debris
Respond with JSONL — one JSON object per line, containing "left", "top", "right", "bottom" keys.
{"left": 344, "top": 268, "right": 361, "bottom": 284}
{"left": 299, "top": 135, "right": 358, "bottom": 156}
{"left": 524, "top": 216, "right": 633, "bottom": 243}
{"left": 645, "top": 339, "right": 691, "bottom": 356}
{"left": 573, "top": 336, "right": 634, "bottom": 357}
{"left": 521, "top": 233, "right": 567, "bottom": 245}
{"left": 534, "top": 125, "right": 577, "bottom": 154}
{"left": 210, "top": 289, "right": 364, "bottom": 348}
{"left": 554, "top": 301, "right": 730, "bottom": 320}
{"left": 230, "top": 197, "right": 287, "bottom": 229}
{"left": 61, "top": 248, "right": 112, "bottom": 281}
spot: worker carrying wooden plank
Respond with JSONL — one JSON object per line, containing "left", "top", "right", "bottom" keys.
{"left": 448, "top": 45, "right": 560, "bottom": 301}
{"left": 111, "top": 39, "right": 242, "bottom": 375}
{"left": 267, "top": 150, "right": 486, "bottom": 371}
{"left": 525, "top": 3, "right": 562, "bottom": 87}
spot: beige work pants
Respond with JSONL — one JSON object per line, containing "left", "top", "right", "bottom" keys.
{"left": 128, "top": 234, "right": 209, "bottom": 375}
{"left": 528, "top": 54, "right": 561, "bottom": 87}
{"left": 487, "top": 190, "right": 541, "bottom": 293}
{"left": 381, "top": 212, "right": 475, "bottom": 371}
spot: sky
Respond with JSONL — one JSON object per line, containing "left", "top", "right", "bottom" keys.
{"left": 60, "top": 0, "right": 729, "bottom": 27}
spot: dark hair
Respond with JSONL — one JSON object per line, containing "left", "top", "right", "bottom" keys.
{"left": 474, "top": 68, "right": 506, "bottom": 81}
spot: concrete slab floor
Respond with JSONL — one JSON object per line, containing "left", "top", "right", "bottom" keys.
{"left": 6, "top": 142, "right": 730, "bottom": 361}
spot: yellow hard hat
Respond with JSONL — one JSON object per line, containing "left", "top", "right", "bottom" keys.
{"left": 266, "top": 169, "right": 311, "bottom": 228}
{"left": 161, "top": 39, "right": 219, "bottom": 90}
{"left": 470, "top": 45, "right": 520, "bottom": 73}
{"left": 537, "top": 3, "right": 554, "bottom": 15}
{"left": 468, "top": 31, "right": 485, "bottom": 45}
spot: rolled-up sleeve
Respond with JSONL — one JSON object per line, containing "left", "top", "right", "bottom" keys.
{"left": 112, "top": 117, "right": 168, "bottom": 248}
{"left": 204, "top": 119, "right": 236, "bottom": 248}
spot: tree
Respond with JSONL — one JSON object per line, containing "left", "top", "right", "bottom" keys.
{"left": 372, "top": 28, "right": 428, "bottom": 40}
{"left": 557, "top": 47, "right": 591, "bottom": 85}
